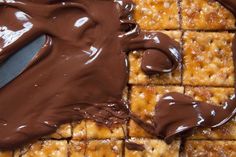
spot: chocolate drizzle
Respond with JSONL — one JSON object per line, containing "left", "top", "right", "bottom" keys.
{"left": 130, "top": 92, "right": 236, "bottom": 143}
{"left": 0, "top": 0, "right": 235, "bottom": 150}
{"left": 125, "top": 141, "right": 145, "bottom": 151}
{"left": 155, "top": 93, "right": 236, "bottom": 139}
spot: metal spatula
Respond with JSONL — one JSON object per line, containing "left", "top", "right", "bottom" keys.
{"left": 0, "top": 36, "right": 45, "bottom": 88}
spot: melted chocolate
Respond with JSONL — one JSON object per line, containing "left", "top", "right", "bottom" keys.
{"left": 131, "top": 92, "right": 236, "bottom": 143}
{"left": 125, "top": 141, "right": 145, "bottom": 151}
{"left": 129, "top": 0, "right": 236, "bottom": 144}
{"left": 133, "top": 0, "right": 236, "bottom": 144}
{"left": 155, "top": 93, "right": 235, "bottom": 141}
{"left": 0, "top": 0, "right": 235, "bottom": 150}
{"left": 0, "top": 0, "right": 180, "bottom": 149}
{"left": 216, "top": 0, "right": 236, "bottom": 16}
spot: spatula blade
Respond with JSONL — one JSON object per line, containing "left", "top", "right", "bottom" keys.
{"left": 0, "top": 36, "right": 45, "bottom": 88}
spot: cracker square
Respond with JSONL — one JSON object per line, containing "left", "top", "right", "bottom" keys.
{"left": 125, "top": 138, "right": 180, "bottom": 157}
{"left": 74, "top": 90, "right": 127, "bottom": 140}
{"left": 181, "top": 0, "right": 236, "bottom": 30}
{"left": 71, "top": 90, "right": 127, "bottom": 141}
{"left": 189, "top": 117, "right": 236, "bottom": 140}
{"left": 129, "top": 86, "right": 184, "bottom": 137}
{"left": 14, "top": 140, "right": 68, "bottom": 157}
{"left": 183, "top": 140, "right": 236, "bottom": 156}
{"left": 0, "top": 151, "right": 12, "bottom": 157}
{"left": 72, "top": 120, "right": 87, "bottom": 140}
{"left": 86, "top": 121, "right": 126, "bottom": 139}
{"left": 183, "top": 31, "right": 234, "bottom": 86}
{"left": 129, "top": 31, "right": 182, "bottom": 85}
{"left": 134, "top": 0, "right": 179, "bottom": 30}
{"left": 185, "top": 87, "right": 234, "bottom": 105}
{"left": 86, "top": 140, "right": 123, "bottom": 157}
{"left": 185, "top": 87, "right": 236, "bottom": 140}
{"left": 129, "top": 120, "right": 152, "bottom": 137}
{"left": 69, "top": 140, "right": 86, "bottom": 157}
{"left": 43, "top": 124, "right": 72, "bottom": 139}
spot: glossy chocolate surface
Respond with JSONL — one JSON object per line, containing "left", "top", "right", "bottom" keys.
{"left": 0, "top": 0, "right": 235, "bottom": 150}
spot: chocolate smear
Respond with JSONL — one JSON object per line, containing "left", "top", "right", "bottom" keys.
{"left": 125, "top": 141, "right": 145, "bottom": 151}
{"left": 154, "top": 93, "right": 235, "bottom": 142}
{"left": 0, "top": 0, "right": 181, "bottom": 149}
{"left": 0, "top": 0, "right": 235, "bottom": 150}
{"left": 216, "top": 0, "right": 236, "bottom": 16}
